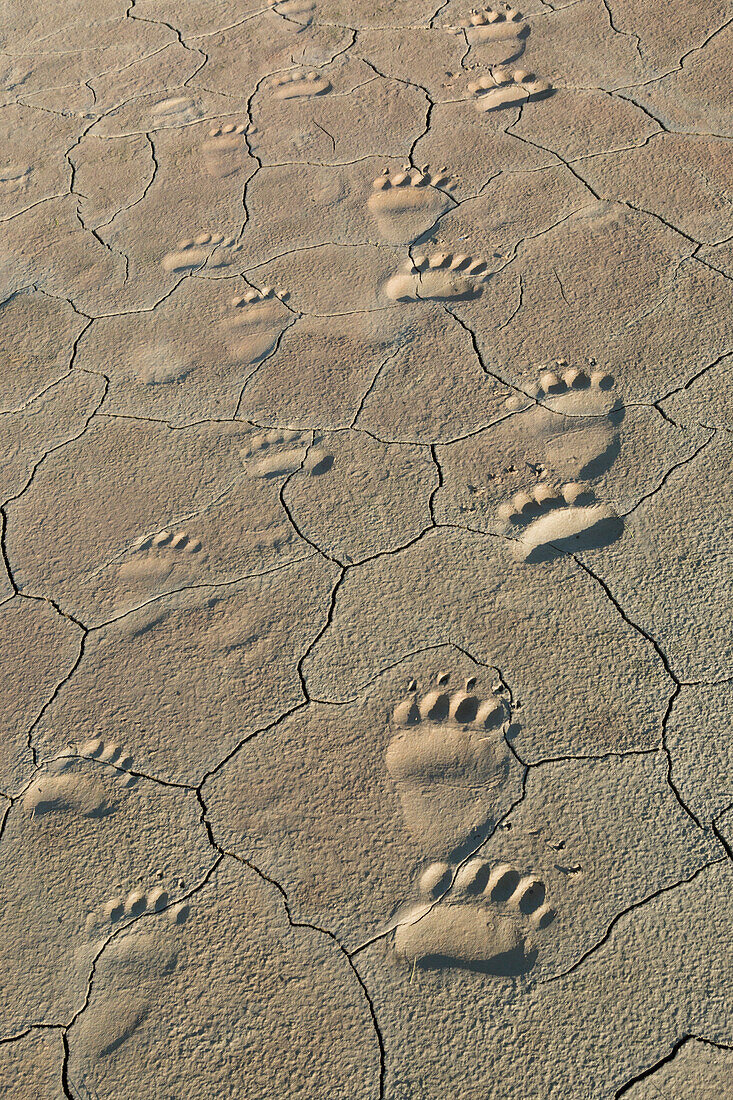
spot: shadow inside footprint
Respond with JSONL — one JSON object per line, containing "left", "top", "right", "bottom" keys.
{"left": 414, "top": 941, "right": 538, "bottom": 976}
{"left": 96, "top": 1000, "right": 150, "bottom": 1058}
{"left": 23, "top": 773, "right": 114, "bottom": 820}
{"left": 447, "top": 818, "right": 497, "bottom": 865}
{"left": 386, "top": 671, "right": 517, "bottom": 858}
{"left": 576, "top": 410, "right": 624, "bottom": 480}
{"left": 523, "top": 511, "right": 625, "bottom": 563}
{"left": 308, "top": 451, "right": 334, "bottom": 475}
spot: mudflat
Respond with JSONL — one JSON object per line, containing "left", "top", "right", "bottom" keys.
{"left": 1, "top": 1, "right": 731, "bottom": 1097}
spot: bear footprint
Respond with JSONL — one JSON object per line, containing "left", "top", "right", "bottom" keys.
{"left": 71, "top": 902, "right": 189, "bottom": 1065}
{"left": 130, "top": 529, "right": 203, "bottom": 556}
{"left": 267, "top": 0, "right": 316, "bottom": 27}
{"left": 394, "top": 858, "right": 553, "bottom": 972}
{"left": 223, "top": 286, "right": 292, "bottom": 366}
{"left": 270, "top": 70, "right": 331, "bottom": 100}
{"left": 202, "top": 122, "right": 247, "bottom": 179}
{"left": 506, "top": 362, "right": 615, "bottom": 414}
{"left": 1, "top": 163, "right": 32, "bottom": 196}
{"left": 386, "top": 672, "right": 514, "bottom": 858}
{"left": 115, "top": 528, "right": 206, "bottom": 594}
{"left": 150, "top": 95, "right": 203, "bottom": 126}
{"left": 445, "top": 6, "right": 529, "bottom": 46}
{"left": 161, "top": 232, "right": 244, "bottom": 274}
{"left": 468, "top": 68, "right": 553, "bottom": 112}
{"left": 504, "top": 362, "right": 621, "bottom": 479}
{"left": 85, "top": 885, "right": 189, "bottom": 938}
{"left": 368, "top": 165, "right": 458, "bottom": 245}
{"left": 23, "top": 738, "right": 138, "bottom": 819}
{"left": 497, "top": 480, "right": 620, "bottom": 562}
{"left": 239, "top": 427, "right": 332, "bottom": 479}
{"left": 384, "top": 252, "right": 489, "bottom": 302}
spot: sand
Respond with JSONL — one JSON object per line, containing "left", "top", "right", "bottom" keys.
{"left": 1, "top": 0, "right": 731, "bottom": 1097}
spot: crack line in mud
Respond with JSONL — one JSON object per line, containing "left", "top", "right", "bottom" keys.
{"left": 198, "top": 824, "right": 387, "bottom": 1100}
{"left": 710, "top": 820, "right": 733, "bottom": 864}
{"left": 1, "top": 371, "right": 108, "bottom": 509}
{"left": 599, "top": 0, "right": 643, "bottom": 63}
{"left": 506, "top": 118, "right": 729, "bottom": 248}
{"left": 63, "top": 854, "right": 224, "bottom": 1037}
{"left": 620, "top": 430, "right": 715, "bottom": 518}
{"left": 617, "top": 13, "right": 733, "bottom": 94}
{"left": 615, "top": 1033, "right": 733, "bottom": 1097}
{"left": 428, "top": 445, "right": 444, "bottom": 526}
{"left": 350, "top": 344, "right": 404, "bottom": 431}
{"left": 572, "top": 558, "right": 707, "bottom": 835}
{"left": 543, "top": 856, "right": 726, "bottom": 986}
{"left": 654, "top": 350, "right": 732, "bottom": 408}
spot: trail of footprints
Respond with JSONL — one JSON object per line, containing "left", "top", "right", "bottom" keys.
{"left": 143, "top": 0, "right": 576, "bottom": 987}
{"left": 111, "top": 424, "right": 332, "bottom": 593}
{"left": 157, "top": 0, "right": 558, "bottom": 277}
{"left": 23, "top": 737, "right": 192, "bottom": 975}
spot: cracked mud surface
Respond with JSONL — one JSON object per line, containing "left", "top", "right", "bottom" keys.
{"left": 1, "top": 1, "right": 731, "bottom": 1097}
